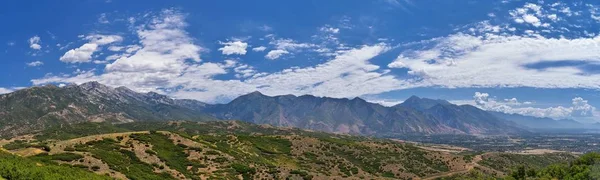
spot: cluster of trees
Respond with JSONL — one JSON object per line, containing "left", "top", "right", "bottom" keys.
{"left": 508, "top": 152, "right": 600, "bottom": 180}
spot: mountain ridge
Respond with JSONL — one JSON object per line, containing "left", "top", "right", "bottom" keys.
{"left": 0, "top": 82, "right": 214, "bottom": 137}
{"left": 204, "top": 90, "right": 525, "bottom": 135}
{"left": 0, "top": 82, "right": 527, "bottom": 137}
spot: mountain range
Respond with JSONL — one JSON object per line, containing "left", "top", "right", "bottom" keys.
{"left": 0, "top": 82, "right": 214, "bottom": 137}
{"left": 2, "top": 81, "right": 596, "bottom": 138}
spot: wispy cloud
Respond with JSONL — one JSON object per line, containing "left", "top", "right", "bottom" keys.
{"left": 26, "top": 61, "right": 44, "bottom": 67}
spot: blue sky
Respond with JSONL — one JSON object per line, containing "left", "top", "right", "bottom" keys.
{"left": 1, "top": 0, "right": 600, "bottom": 122}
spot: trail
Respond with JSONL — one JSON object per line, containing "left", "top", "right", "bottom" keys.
{"left": 421, "top": 154, "right": 484, "bottom": 180}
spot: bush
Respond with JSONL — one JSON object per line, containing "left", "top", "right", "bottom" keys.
{"left": 145, "top": 149, "right": 157, "bottom": 155}
{"left": 231, "top": 163, "right": 256, "bottom": 174}
{"left": 91, "top": 166, "right": 101, "bottom": 171}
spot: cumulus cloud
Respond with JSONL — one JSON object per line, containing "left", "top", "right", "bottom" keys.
{"left": 218, "top": 41, "right": 248, "bottom": 55}
{"left": 60, "top": 44, "right": 99, "bottom": 63}
{"left": 571, "top": 97, "right": 596, "bottom": 117}
{"left": 34, "top": 9, "right": 205, "bottom": 95}
{"left": 32, "top": 10, "right": 404, "bottom": 103}
{"left": 26, "top": 61, "right": 44, "bottom": 67}
{"left": 472, "top": 92, "right": 597, "bottom": 120}
{"left": 29, "top": 36, "right": 41, "bottom": 50}
{"left": 59, "top": 34, "right": 123, "bottom": 63}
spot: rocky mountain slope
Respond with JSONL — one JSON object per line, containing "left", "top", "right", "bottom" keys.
{"left": 204, "top": 92, "right": 524, "bottom": 135}
{"left": 0, "top": 82, "right": 524, "bottom": 137}
{"left": 0, "top": 82, "right": 213, "bottom": 137}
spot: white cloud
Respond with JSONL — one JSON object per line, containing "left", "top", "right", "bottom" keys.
{"left": 60, "top": 43, "right": 99, "bottom": 63}
{"left": 265, "top": 50, "right": 289, "bottom": 60}
{"left": 252, "top": 46, "right": 267, "bottom": 52}
{"left": 108, "top": 46, "right": 124, "bottom": 51}
{"left": 270, "top": 38, "right": 315, "bottom": 50}
{"left": 366, "top": 99, "right": 403, "bottom": 107}
{"left": 26, "top": 61, "right": 44, "bottom": 67}
{"left": 388, "top": 32, "right": 600, "bottom": 90}
{"left": 320, "top": 26, "right": 340, "bottom": 34}
{"left": 472, "top": 92, "right": 597, "bottom": 120}
{"left": 233, "top": 64, "right": 258, "bottom": 78}
{"left": 262, "top": 37, "right": 317, "bottom": 59}
{"left": 561, "top": 7, "right": 573, "bottom": 16}
{"left": 387, "top": 60, "right": 407, "bottom": 68}
{"left": 0, "top": 87, "right": 24, "bottom": 95}
{"left": 98, "top": 13, "right": 109, "bottom": 24}
{"left": 34, "top": 9, "right": 204, "bottom": 93}
{"left": 571, "top": 97, "right": 596, "bottom": 117}
{"left": 0, "top": 88, "right": 13, "bottom": 94}
{"left": 59, "top": 34, "right": 123, "bottom": 63}
{"left": 508, "top": 3, "right": 549, "bottom": 27}
{"left": 547, "top": 14, "right": 558, "bottom": 21}
{"left": 522, "top": 14, "right": 541, "bottom": 26}
{"left": 218, "top": 41, "right": 248, "bottom": 55}
{"left": 31, "top": 9, "right": 406, "bottom": 103}
{"left": 29, "top": 36, "right": 41, "bottom": 50}
{"left": 258, "top": 25, "right": 272, "bottom": 31}
{"left": 86, "top": 35, "right": 122, "bottom": 45}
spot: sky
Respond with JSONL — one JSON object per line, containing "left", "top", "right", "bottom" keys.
{"left": 1, "top": 0, "right": 600, "bottom": 122}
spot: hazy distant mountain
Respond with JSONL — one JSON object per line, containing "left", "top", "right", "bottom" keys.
{"left": 399, "top": 96, "right": 523, "bottom": 135}
{"left": 204, "top": 92, "right": 524, "bottom": 135}
{"left": 488, "top": 112, "right": 589, "bottom": 130}
{"left": 0, "top": 82, "right": 214, "bottom": 137}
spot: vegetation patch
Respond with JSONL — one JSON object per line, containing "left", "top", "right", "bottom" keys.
{"left": 0, "top": 152, "right": 110, "bottom": 180}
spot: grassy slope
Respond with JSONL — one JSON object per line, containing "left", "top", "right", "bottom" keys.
{"left": 0, "top": 152, "right": 110, "bottom": 180}
{"left": 0, "top": 121, "right": 582, "bottom": 180}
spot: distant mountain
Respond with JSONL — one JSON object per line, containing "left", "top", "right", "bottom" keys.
{"left": 0, "top": 82, "right": 525, "bottom": 137}
{"left": 395, "top": 95, "right": 451, "bottom": 110}
{"left": 489, "top": 112, "right": 589, "bottom": 130}
{"left": 204, "top": 91, "right": 524, "bottom": 135}
{"left": 0, "top": 82, "right": 214, "bottom": 137}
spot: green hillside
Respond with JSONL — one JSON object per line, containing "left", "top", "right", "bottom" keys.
{"left": 0, "top": 121, "right": 587, "bottom": 180}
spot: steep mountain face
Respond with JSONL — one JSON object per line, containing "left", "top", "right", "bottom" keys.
{"left": 204, "top": 92, "right": 524, "bottom": 135}
{"left": 0, "top": 82, "right": 213, "bottom": 137}
{"left": 205, "top": 92, "right": 395, "bottom": 134}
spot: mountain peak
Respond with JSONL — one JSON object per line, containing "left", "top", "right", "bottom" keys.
{"left": 241, "top": 91, "right": 269, "bottom": 98}
{"left": 397, "top": 95, "right": 451, "bottom": 110}
{"left": 405, "top": 95, "right": 422, "bottom": 102}
{"left": 350, "top": 97, "right": 368, "bottom": 103}
{"left": 248, "top": 91, "right": 264, "bottom": 95}
{"left": 79, "top": 81, "right": 109, "bottom": 90}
